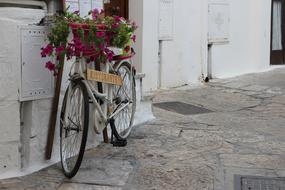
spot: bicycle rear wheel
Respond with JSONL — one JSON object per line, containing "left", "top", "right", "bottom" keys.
{"left": 112, "top": 62, "right": 136, "bottom": 139}
{"left": 60, "top": 80, "right": 89, "bottom": 178}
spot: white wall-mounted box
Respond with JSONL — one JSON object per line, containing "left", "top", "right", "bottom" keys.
{"left": 208, "top": 2, "right": 230, "bottom": 44}
{"left": 64, "top": 0, "right": 103, "bottom": 17}
{"left": 158, "top": 0, "right": 174, "bottom": 41}
{"left": 19, "top": 26, "right": 54, "bottom": 102}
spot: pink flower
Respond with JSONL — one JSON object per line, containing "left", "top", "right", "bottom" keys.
{"left": 65, "top": 38, "right": 84, "bottom": 57}
{"left": 107, "top": 53, "right": 114, "bottom": 61}
{"left": 112, "top": 23, "right": 119, "bottom": 29}
{"left": 124, "top": 45, "right": 130, "bottom": 53}
{"left": 98, "top": 43, "right": 105, "bottom": 51}
{"left": 92, "top": 9, "right": 99, "bottom": 20}
{"left": 90, "top": 55, "right": 98, "bottom": 62}
{"left": 97, "top": 24, "right": 106, "bottom": 30}
{"left": 105, "top": 35, "right": 111, "bottom": 46}
{"left": 45, "top": 61, "right": 56, "bottom": 71}
{"left": 41, "top": 44, "right": 53, "bottom": 57}
{"left": 105, "top": 48, "right": 114, "bottom": 61}
{"left": 131, "top": 35, "right": 136, "bottom": 42}
{"left": 55, "top": 45, "right": 65, "bottom": 55}
{"left": 46, "top": 44, "right": 53, "bottom": 51}
{"left": 93, "top": 9, "right": 99, "bottom": 14}
{"left": 66, "top": 42, "right": 75, "bottom": 59}
{"left": 41, "top": 50, "right": 46, "bottom": 57}
{"left": 114, "top": 16, "right": 121, "bottom": 22}
{"left": 96, "top": 31, "right": 105, "bottom": 38}
{"left": 81, "top": 24, "right": 90, "bottom": 30}
{"left": 131, "top": 21, "right": 138, "bottom": 30}
{"left": 74, "top": 38, "right": 83, "bottom": 50}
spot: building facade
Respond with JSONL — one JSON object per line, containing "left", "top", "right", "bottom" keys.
{"left": 129, "top": 0, "right": 281, "bottom": 93}
{"left": 0, "top": 0, "right": 283, "bottom": 178}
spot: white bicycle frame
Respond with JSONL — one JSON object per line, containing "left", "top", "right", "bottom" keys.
{"left": 63, "top": 57, "right": 133, "bottom": 134}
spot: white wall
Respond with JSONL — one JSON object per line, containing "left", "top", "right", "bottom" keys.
{"left": 160, "top": 0, "right": 207, "bottom": 88}
{"left": 141, "top": 0, "right": 160, "bottom": 92}
{"left": 129, "top": 0, "right": 143, "bottom": 73}
{"left": 211, "top": 0, "right": 273, "bottom": 78}
{"left": 0, "top": 6, "right": 47, "bottom": 178}
{"left": 130, "top": 0, "right": 207, "bottom": 92}
{"left": 132, "top": 0, "right": 276, "bottom": 93}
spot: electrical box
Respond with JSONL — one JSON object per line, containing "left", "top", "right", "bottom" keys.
{"left": 159, "top": 0, "right": 174, "bottom": 41}
{"left": 208, "top": 2, "right": 230, "bottom": 44}
{"left": 19, "top": 26, "right": 54, "bottom": 102}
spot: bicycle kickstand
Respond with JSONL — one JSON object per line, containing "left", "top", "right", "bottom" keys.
{"left": 110, "top": 118, "right": 127, "bottom": 147}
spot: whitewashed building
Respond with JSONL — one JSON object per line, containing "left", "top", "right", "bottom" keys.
{"left": 131, "top": 0, "right": 281, "bottom": 93}
{"left": 0, "top": 0, "right": 283, "bottom": 178}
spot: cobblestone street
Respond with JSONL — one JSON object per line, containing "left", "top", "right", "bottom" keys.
{"left": 1, "top": 68, "right": 285, "bottom": 189}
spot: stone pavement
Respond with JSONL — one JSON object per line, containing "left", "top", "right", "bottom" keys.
{"left": 1, "top": 68, "right": 285, "bottom": 190}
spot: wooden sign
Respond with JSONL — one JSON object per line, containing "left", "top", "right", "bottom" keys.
{"left": 87, "top": 69, "right": 123, "bottom": 86}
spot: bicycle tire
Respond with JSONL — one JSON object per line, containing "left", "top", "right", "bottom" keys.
{"left": 112, "top": 61, "right": 136, "bottom": 139}
{"left": 60, "top": 79, "right": 89, "bottom": 178}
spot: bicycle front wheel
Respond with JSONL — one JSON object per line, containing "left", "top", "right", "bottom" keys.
{"left": 60, "top": 80, "right": 89, "bottom": 178}
{"left": 112, "top": 62, "right": 136, "bottom": 139}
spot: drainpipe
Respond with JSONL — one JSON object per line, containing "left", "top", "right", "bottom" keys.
{"left": 200, "top": 0, "right": 209, "bottom": 83}
{"left": 158, "top": 40, "right": 162, "bottom": 88}
{"left": 205, "top": 43, "right": 213, "bottom": 82}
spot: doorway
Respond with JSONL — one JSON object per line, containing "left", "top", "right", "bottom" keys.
{"left": 104, "top": 0, "right": 129, "bottom": 19}
{"left": 271, "top": 0, "right": 285, "bottom": 65}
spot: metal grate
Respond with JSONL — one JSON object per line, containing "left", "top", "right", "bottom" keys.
{"left": 153, "top": 101, "right": 213, "bottom": 115}
{"left": 235, "top": 175, "right": 285, "bottom": 190}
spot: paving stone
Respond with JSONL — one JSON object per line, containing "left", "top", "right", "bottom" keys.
{"left": 0, "top": 179, "right": 61, "bottom": 190}
{"left": 68, "top": 158, "right": 133, "bottom": 186}
{"left": 270, "top": 95, "right": 285, "bottom": 104}
{"left": 58, "top": 183, "right": 122, "bottom": 190}
{"left": 220, "top": 154, "right": 285, "bottom": 169}
{"left": 239, "top": 84, "right": 269, "bottom": 92}
{"left": 132, "top": 163, "right": 214, "bottom": 190}
{"left": 2, "top": 68, "right": 285, "bottom": 190}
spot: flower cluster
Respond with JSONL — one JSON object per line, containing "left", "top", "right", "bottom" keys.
{"left": 41, "top": 9, "right": 137, "bottom": 75}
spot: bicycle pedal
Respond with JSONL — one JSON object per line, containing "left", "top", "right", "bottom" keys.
{"left": 111, "top": 139, "right": 127, "bottom": 147}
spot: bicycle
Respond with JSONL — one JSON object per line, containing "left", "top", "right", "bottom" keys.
{"left": 59, "top": 50, "right": 136, "bottom": 178}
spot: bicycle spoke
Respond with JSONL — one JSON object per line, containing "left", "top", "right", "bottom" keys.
{"left": 67, "top": 117, "right": 81, "bottom": 131}
{"left": 115, "top": 72, "right": 127, "bottom": 97}
{"left": 112, "top": 64, "right": 135, "bottom": 139}
{"left": 60, "top": 81, "right": 89, "bottom": 177}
